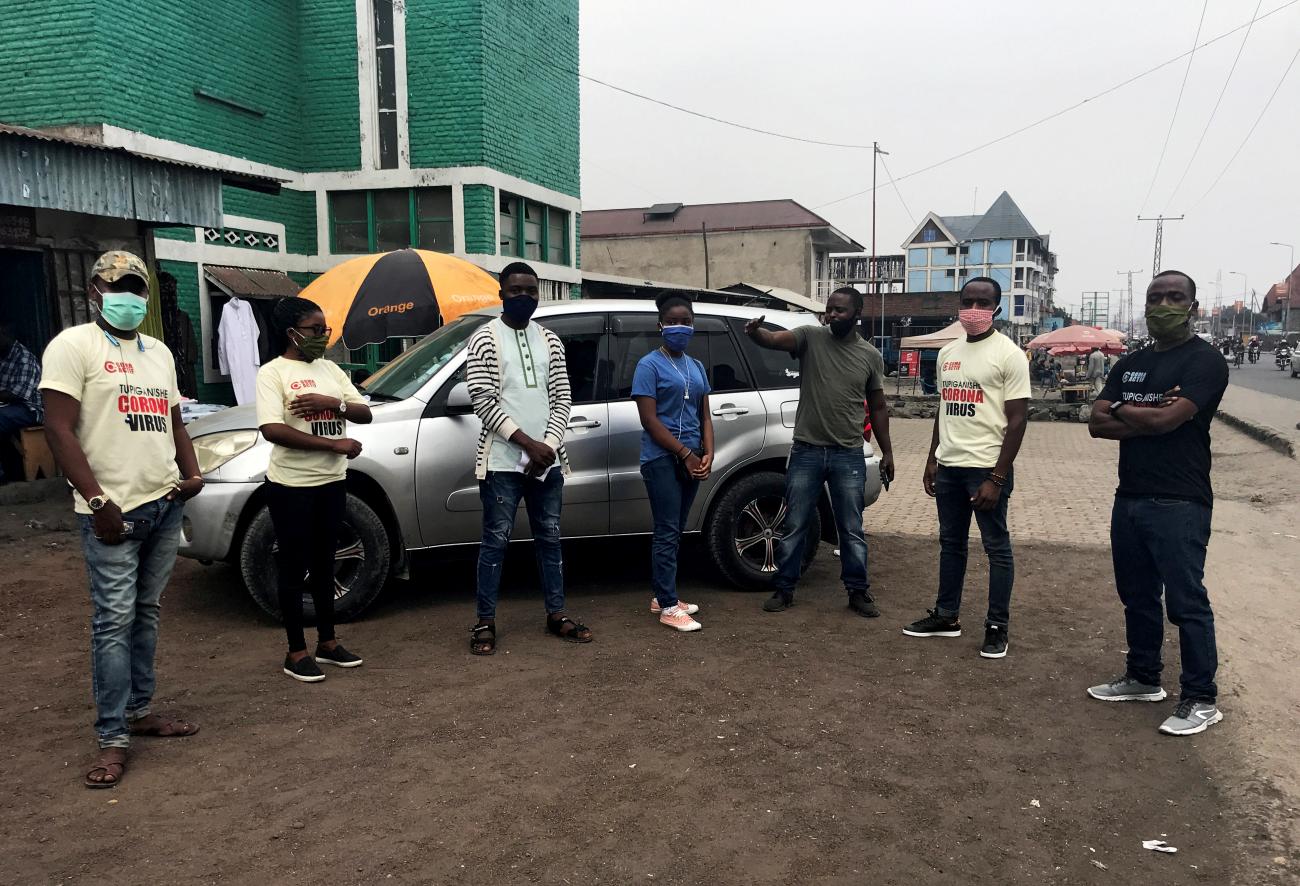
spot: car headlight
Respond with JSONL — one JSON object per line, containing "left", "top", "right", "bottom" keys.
{"left": 193, "top": 430, "right": 260, "bottom": 475}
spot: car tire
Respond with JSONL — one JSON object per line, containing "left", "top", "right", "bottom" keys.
{"left": 239, "top": 493, "right": 392, "bottom": 625}
{"left": 706, "top": 471, "right": 819, "bottom": 591}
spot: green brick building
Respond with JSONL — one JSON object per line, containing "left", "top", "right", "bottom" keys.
{"left": 0, "top": 0, "right": 580, "bottom": 403}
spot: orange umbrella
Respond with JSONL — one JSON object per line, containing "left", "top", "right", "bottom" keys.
{"left": 301, "top": 249, "right": 500, "bottom": 348}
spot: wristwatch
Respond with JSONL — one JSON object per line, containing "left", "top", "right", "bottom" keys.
{"left": 337, "top": 399, "right": 348, "bottom": 415}
{"left": 88, "top": 495, "right": 111, "bottom": 512}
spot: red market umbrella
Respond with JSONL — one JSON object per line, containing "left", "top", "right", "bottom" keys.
{"left": 1027, "top": 325, "right": 1126, "bottom": 356}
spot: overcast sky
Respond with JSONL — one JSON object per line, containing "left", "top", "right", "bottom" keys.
{"left": 579, "top": 0, "right": 1300, "bottom": 317}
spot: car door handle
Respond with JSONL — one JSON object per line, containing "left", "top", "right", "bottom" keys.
{"left": 567, "top": 418, "right": 602, "bottom": 429}
{"left": 712, "top": 405, "right": 750, "bottom": 417}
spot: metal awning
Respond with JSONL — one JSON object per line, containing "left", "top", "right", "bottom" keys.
{"left": 204, "top": 265, "right": 301, "bottom": 300}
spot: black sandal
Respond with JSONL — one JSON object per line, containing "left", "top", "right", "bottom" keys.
{"left": 470, "top": 623, "right": 496, "bottom": 656}
{"left": 546, "top": 615, "right": 593, "bottom": 643}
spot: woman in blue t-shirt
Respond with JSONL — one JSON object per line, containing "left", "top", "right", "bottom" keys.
{"left": 632, "top": 293, "right": 715, "bottom": 632}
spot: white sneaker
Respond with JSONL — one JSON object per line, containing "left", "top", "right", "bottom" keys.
{"left": 650, "top": 597, "right": 699, "bottom": 615}
{"left": 659, "top": 606, "right": 702, "bottom": 632}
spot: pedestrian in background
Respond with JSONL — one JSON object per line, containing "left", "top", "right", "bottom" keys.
{"left": 466, "top": 261, "right": 592, "bottom": 654}
{"left": 633, "top": 293, "right": 714, "bottom": 632}
{"left": 40, "top": 251, "right": 204, "bottom": 788}
{"left": 905, "top": 277, "right": 1029, "bottom": 659}
{"left": 1086, "top": 346, "right": 1107, "bottom": 395}
{"left": 745, "top": 287, "right": 894, "bottom": 617}
{"left": 0, "top": 320, "right": 43, "bottom": 482}
{"left": 1087, "top": 270, "right": 1229, "bottom": 737}
{"left": 257, "top": 296, "right": 371, "bottom": 683}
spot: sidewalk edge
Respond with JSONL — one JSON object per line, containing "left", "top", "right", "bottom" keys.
{"left": 1216, "top": 409, "right": 1297, "bottom": 459}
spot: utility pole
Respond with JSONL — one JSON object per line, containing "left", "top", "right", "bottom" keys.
{"left": 1229, "top": 271, "right": 1247, "bottom": 341}
{"left": 1137, "top": 214, "right": 1184, "bottom": 274}
{"left": 872, "top": 142, "right": 888, "bottom": 352}
{"left": 1117, "top": 269, "right": 1142, "bottom": 338}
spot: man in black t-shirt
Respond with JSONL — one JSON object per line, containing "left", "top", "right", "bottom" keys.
{"left": 1086, "top": 270, "right": 1229, "bottom": 737}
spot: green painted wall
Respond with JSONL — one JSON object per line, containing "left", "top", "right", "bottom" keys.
{"left": 463, "top": 184, "right": 496, "bottom": 254}
{"left": 407, "top": 0, "right": 580, "bottom": 197}
{"left": 222, "top": 187, "right": 318, "bottom": 255}
{"left": 0, "top": 1, "right": 359, "bottom": 173}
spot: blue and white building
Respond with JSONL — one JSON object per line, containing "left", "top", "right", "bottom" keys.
{"left": 900, "top": 191, "right": 1058, "bottom": 338}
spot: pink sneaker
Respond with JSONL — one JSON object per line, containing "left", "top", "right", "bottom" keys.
{"left": 650, "top": 597, "right": 699, "bottom": 615}
{"left": 659, "top": 606, "right": 702, "bottom": 632}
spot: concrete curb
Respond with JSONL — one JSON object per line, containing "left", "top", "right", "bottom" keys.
{"left": 1216, "top": 409, "right": 1297, "bottom": 459}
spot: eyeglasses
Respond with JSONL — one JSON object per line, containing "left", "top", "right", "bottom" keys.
{"left": 294, "top": 325, "right": 332, "bottom": 337}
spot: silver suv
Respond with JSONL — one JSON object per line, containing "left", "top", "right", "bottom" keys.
{"left": 180, "top": 300, "right": 883, "bottom": 621}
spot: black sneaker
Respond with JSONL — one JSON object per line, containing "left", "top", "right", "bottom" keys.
{"left": 763, "top": 591, "right": 794, "bottom": 612}
{"left": 283, "top": 654, "right": 325, "bottom": 683}
{"left": 848, "top": 591, "right": 880, "bottom": 618}
{"left": 902, "top": 609, "right": 962, "bottom": 638}
{"left": 980, "top": 625, "right": 1008, "bottom": 659}
{"left": 314, "top": 643, "right": 363, "bottom": 668}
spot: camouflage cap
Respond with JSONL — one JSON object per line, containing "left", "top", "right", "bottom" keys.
{"left": 90, "top": 250, "right": 150, "bottom": 285}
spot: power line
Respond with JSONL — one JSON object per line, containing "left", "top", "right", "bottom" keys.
{"left": 1162, "top": 0, "right": 1264, "bottom": 211}
{"left": 877, "top": 153, "right": 915, "bottom": 225}
{"left": 812, "top": 0, "right": 1299, "bottom": 212}
{"left": 1138, "top": 0, "right": 1209, "bottom": 214}
{"left": 1192, "top": 41, "right": 1300, "bottom": 208}
{"left": 580, "top": 74, "right": 875, "bottom": 150}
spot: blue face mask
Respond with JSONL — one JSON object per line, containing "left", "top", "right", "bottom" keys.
{"left": 661, "top": 324, "right": 694, "bottom": 352}
{"left": 501, "top": 295, "right": 538, "bottom": 325}
{"left": 96, "top": 288, "right": 149, "bottom": 331}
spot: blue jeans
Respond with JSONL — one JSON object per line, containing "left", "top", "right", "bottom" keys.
{"left": 78, "top": 496, "right": 184, "bottom": 749}
{"left": 476, "top": 470, "right": 566, "bottom": 620}
{"left": 773, "top": 442, "right": 868, "bottom": 599}
{"left": 1110, "top": 496, "right": 1217, "bottom": 703}
{"left": 640, "top": 455, "right": 700, "bottom": 610}
{"left": 934, "top": 465, "right": 1014, "bottom": 628}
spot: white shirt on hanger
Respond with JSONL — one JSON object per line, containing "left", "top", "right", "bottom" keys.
{"left": 217, "top": 297, "right": 262, "bottom": 405}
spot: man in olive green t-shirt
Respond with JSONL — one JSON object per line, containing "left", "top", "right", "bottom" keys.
{"left": 745, "top": 287, "right": 894, "bottom": 617}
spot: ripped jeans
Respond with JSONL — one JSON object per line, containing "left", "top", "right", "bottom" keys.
{"left": 475, "top": 470, "right": 566, "bottom": 621}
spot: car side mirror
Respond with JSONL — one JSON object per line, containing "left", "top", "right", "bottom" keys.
{"left": 446, "top": 382, "right": 473, "bottom": 416}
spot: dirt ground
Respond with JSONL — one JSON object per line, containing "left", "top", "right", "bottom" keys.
{"left": 1, "top": 420, "right": 1296, "bottom": 885}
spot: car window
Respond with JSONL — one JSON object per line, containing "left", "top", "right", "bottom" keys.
{"left": 361, "top": 314, "right": 491, "bottom": 400}
{"left": 728, "top": 318, "right": 803, "bottom": 390}
{"left": 606, "top": 313, "right": 748, "bottom": 399}
{"left": 536, "top": 314, "right": 606, "bottom": 405}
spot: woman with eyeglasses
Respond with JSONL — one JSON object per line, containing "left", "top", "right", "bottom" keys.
{"left": 256, "top": 297, "right": 373, "bottom": 682}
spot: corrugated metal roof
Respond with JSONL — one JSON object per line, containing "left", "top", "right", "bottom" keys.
{"left": 584, "top": 199, "right": 844, "bottom": 239}
{"left": 0, "top": 123, "right": 283, "bottom": 187}
{"left": 967, "top": 191, "right": 1039, "bottom": 240}
{"left": 204, "top": 265, "right": 301, "bottom": 299}
{"left": 0, "top": 130, "right": 222, "bottom": 227}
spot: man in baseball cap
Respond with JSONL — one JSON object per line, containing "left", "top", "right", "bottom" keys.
{"left": 40, "top": 249, "right": 205, "bottom": 788}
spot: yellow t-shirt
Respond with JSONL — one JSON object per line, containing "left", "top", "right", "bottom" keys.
{"left": 38, "top": 323, "right": 182, "bottom": 514}
{"left": 256, "top": 357, "right": 364, "bottom": 487}
{"left": 936, "top": 331, "right": 1031, "bottom": 468}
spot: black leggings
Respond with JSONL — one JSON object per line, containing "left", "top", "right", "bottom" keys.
{"left": 265, "top": 480, "right": 347, "bottom": 653}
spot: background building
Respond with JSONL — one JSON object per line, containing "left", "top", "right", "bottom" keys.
{"left": 900, "top": 191, "right": 1057, "bottom": 340}
{"left": 0, "top": 0, "right": 580, "bottom": 403}
{"left": 580, "top": 200, "right": 862, "bottom": 300}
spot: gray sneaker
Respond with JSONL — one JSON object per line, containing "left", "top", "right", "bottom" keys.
{"left": 1086, "top": 674, "right": 1167, "bottom": 702}
{"left": 1159, "top": 700, "right": 1223, "bottom": 736}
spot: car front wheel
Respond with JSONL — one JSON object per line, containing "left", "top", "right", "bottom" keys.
{"left": 706, "top": 471, "right": 819, "bottom": 591}
{"left": 239, "top": 493, "right": 392, "bottom": 624}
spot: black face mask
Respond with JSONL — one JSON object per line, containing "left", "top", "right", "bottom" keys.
{"left": 829, "top": 317, "right": 857, "bottom": 338}
{"left": 501, "top": 295, "right": 538, "bottom": 325}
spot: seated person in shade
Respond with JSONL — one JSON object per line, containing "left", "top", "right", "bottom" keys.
{"left": 0, "top": 321, "right": 43, "bottom": 481}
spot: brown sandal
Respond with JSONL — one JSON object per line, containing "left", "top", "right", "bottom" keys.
{"left": 84, "top": 747, "right": 127, "bottom": 789}
{"left": 129, "top": 713, "right": 200, "bottom": 737}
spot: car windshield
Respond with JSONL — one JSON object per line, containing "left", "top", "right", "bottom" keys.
{"left": 359, "top": 314, "right": 492, "bottom": 401}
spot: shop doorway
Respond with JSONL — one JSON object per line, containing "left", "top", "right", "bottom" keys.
{"left": 0, "top": 249, "right": 50, "bottom": 353}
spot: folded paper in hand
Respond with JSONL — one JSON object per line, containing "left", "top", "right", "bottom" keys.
{"left": 516, "top": 450, "right": 556, "bottom": 481}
